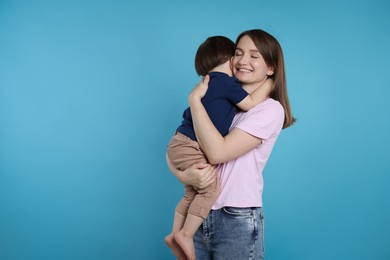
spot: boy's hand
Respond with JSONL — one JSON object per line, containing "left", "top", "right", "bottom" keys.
{"left": 262, "top": 77, "right": 275, "bottom": 91}
{"left": 188, "top": 75, "right": 210, "bottom": 104}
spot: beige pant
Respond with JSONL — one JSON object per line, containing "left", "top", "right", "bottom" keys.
{"left": 167, "top": 132, "right": 220, "bottom": 219}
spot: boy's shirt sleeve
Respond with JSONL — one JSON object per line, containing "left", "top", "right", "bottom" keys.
{"left": 226, "top": 80, "right": 248, "bottom": 104}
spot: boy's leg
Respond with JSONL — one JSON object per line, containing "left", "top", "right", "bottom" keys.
{"left": 175, "top": 178, "right": 220, "bottom": 260}
{"left": 175, "top": 185, "right": 197, "bottom": 216}
{"left": 175, "top": 213, "right": 204, "bottom": 260}
{"left": 164, "top": 212, "right": 187, "bottom": 260}
{"left": 167, "top": 132, "right": 207, "bottom": 171}
{"left": 165, "top": 185, "right": 197, "bottom": 260}
{"left": 188, "top": 175, "right": 220, "bottom": 219}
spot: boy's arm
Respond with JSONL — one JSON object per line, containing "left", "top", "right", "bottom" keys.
{"left": 236, "top": 79, "right": 273, "bottom": 111}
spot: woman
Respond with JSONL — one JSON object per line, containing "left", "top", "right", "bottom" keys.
{"left": 168, "top": 29, "right": 295, "bottom": 259}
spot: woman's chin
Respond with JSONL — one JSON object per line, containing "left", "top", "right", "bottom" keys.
{"left": 235, "top": 74, "right": 250, "bottom": 83}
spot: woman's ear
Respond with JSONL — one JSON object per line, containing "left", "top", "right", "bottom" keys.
{"left": 266, "top": 67, "right": 274, "bottom": 76}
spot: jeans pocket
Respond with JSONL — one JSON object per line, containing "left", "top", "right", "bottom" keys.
{"left": 223, "top": 207, "right": 253, "bottom": 217}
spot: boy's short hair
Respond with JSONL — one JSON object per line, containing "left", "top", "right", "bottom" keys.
{"left": 195, "top": 36, "right": 235, "bottom": 76}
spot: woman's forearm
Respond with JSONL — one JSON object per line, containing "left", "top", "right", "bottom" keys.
{"left": 189, "top": 97, "right": 227, "bottom": 164}
{"left": 188, "top": 76, "right": 262, "bottom": 164}
{"left": 190, "top": 98, "right": 261, "bottom": 164}
{"left": 188, "top": 76, "right": 261, "bottom": 164}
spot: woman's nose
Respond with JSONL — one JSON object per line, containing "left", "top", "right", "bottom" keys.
{"left": 237, "top": 54, "right": 249, "bottom": 64}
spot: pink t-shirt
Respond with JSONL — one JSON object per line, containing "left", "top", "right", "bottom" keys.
{"left": 212, "top": 98, "right": 284, "bottom": 209}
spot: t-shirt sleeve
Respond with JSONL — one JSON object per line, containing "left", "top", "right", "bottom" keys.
{"left": 234, "top": 101, "right": 285, "bottom": 140}
{"left": 226, "top": 81, "right": 248, "bottom": 104}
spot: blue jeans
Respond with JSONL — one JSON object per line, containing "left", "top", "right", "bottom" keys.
{"left": 194, "top": 207, "right": 265, "bottom": 260}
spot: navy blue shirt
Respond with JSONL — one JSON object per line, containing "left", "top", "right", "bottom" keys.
{"left": 177, "top": 72, "right": 248, "bottom": 141}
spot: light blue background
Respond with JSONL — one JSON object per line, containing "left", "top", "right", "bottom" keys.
{"left": 1, "top": 0, "right": 389, "bottom": 259}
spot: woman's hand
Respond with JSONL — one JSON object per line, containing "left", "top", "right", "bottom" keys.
{"left": 188, "top": 75, "right": 210, "bottom": 105}
{"left": 180, "top": 163, "right": 217, "bottom": 189}
{"left": 166, "top": 154, "right": 217, "bottom": 189}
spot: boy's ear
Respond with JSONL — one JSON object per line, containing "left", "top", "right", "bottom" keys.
{"left": 230, "top": 57, "right": 234, "bottom": 71}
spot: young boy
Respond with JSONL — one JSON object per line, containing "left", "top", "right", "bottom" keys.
{"left": 165, "top": 36, "right": 273, "bottom": 260}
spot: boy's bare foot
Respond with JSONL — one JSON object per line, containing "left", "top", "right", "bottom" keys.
{"left": 164, "top": 233, "right": 187, "bottom": 260}
{"left": 174, "top": 230, "right": 196, "bottom": 260}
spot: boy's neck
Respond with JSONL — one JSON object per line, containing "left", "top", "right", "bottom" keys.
{"left": 209, "top": 61, "right": 233, "bottom": 77}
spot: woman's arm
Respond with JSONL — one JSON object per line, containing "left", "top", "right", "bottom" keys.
{"left": 166, "top": 153, "right": 217, "bottom": 189}
{"left": 188, "top": 76, "right": 262, "bottom": 164}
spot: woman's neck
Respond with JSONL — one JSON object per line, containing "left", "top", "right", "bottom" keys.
{"left": 242, "top": 77, "right": 268, "bottom": 94}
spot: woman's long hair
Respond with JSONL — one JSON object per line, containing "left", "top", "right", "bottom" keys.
{"left": 236, "top": 29, "right": 296, "bottom": 129}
